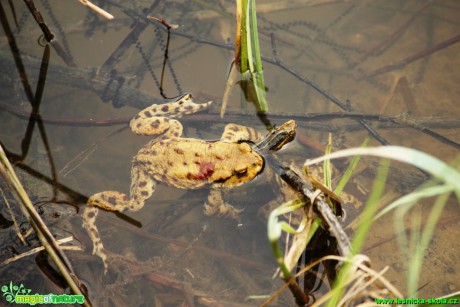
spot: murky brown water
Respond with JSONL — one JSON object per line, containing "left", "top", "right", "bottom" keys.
{"left": 0, "top": 0, "right": 459, "bottom": 305}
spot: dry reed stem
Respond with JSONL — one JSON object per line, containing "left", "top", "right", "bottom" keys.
{"left": 0, "top": 188, "right": 26, "bottom": 244}
{"left": 78, "top": 0, "right": 114, "bottom": 20}
{"left": 1, "top": 236, "right": 81, "bottom": 266}
{"left": 262, "top": 254, "right": 402, "bottom": 306}
{"left": 0, "top": 144, "right": 89, "bottom": 305}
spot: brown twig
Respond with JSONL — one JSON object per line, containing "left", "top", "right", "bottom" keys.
{"left": 146, "top": 16, "right": 179, "bottom": 30}
{"left": 255, "top": 122, "right": 351, "bottom": 258}
{"left": 362, "top": 33, "right": 460, "bottom": 79}
{"left": 2, "top": 97, "right": 460, "bottom": 150}
{"left": 270, "top": 34, "right": 390, "bottom": 146}
{"left": 21, "top": 0, "right": 76, "bottom": 66}
{"left": 23, "top": 0, "right": 54, "bottom": 42}
{"left": 352, "top": 1, "right": 433, "bottom": 66}
{"left": 101, "top": 6, "right": 155, "bottom": 71}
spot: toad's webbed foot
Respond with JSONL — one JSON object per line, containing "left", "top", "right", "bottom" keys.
{"left": 204, "top": 189, "right": 244, "bottom": 221}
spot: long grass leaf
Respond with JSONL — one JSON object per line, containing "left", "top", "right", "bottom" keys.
{"left": 375, "top": 184, "right": 452, "bottom": 220}
{"left": 249, "top": 0, "right": 268, "bottom": 112}
{"left": 305, "top": 146, "right": 460, "bottom": 190}
{"left": 245, "top": 2, "right": 254, "bottom": 74}
{"left": 334, "top": 138, "right": 370, "bottom": 195}
{"left": 239, "top": 0, "right": 248, "bottom": 73}
{"left": 327, "top": 159, "right": 390, "bottom": 307}
{"left": 396, "top": 192, "right": 450, "bottom": 296}
{"left": 324, "top": 133, "right": 332, "bottom": 189}
{"left": 351, "top": 159, "right": 390, "bottom": 253}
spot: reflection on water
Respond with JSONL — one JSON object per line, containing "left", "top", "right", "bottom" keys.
{"left": 0, "top": 0, "right": 459, "bottom": 305}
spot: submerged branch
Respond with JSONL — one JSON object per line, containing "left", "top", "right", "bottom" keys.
{"left": 0, "top": 50, "right": 165, "bottom": 110}
{"left": 362, "top": 33, "right": 460, "bottom": 79}
{"left": 255, "top": 121, "right": 352, "bottom": 257}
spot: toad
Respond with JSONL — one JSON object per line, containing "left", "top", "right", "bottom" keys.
{"left": 83, "top": 94, "right": 273, "bottom": 271}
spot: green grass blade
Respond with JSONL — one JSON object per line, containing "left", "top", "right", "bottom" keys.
{"left": 375, "top": 184, "right": 452, "bottom": 220}
{"left": 323, "top": 133, "right": 333, "bottom": 189}
{"left": 305, "top": 146, "right": 460, "bottom": 191}
{"left": 238, "top": 0, "right": 248, "bottom": 72}
{"left": 307, "top": 146, "right": 459, "bottom": 305}
{"left": 327, "top": 159, "right": 390, "bottom": 307}
{"left": 245, "top": 0, "right": 253, "bottom": 74}
{"left": 334, "top": 138, "right": 369, "bottom": 195}
{"left": 250, "top": 0, "right": 262, "bottom": 74}
{"left": 351, "top": 159, "right": 389, "bottom": 252}
{"left": 249, "top": 0, "right": 267, "bottom": 112}
{"left": 396, "top": 192, "right": 451, "bottom": 296}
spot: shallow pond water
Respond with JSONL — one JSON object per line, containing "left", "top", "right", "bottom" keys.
{"left": 0, "top": 0, "right": 459, "bottom": 305}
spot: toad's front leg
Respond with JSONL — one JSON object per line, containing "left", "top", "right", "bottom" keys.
{"left": 130, "top": 94, "right": 212, "bottom": 137}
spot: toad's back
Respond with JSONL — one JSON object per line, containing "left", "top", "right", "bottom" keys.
{"left": 133, "top": 138, "right": 264, "bottom": 190}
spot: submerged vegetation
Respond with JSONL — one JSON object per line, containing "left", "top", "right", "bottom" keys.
{"left": 232, "top": 1, "right": 460, "bottom": 305}
{"left": 261, "top": 137, "right": 460, "bottom": 305}
{"left": 308, "top": 147, "right": 459, "bottom": 306}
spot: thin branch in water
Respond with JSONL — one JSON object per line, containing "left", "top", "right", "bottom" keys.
{"left": 147, "top": 16, "right": 179, "bottom": 30}
{"left": 22, "top": 0, "right": 76, "bottom": 66}
{"left": 7, "top": 0, "right": 19, "bottom": 27}
{"left": 270, "top": 33, "right": 390, "bottom": 146}
{"left": 273, "top": 37, "right": 458, "bottom": 149}
{"left": 59, "top": 126, "right": 127, "bottom": 177}
{"left": 23, "top": 0, "right": 54, "bottom": 42}
{"left": 101, "top": 1, "right": 160, "bottom": 71}
{"left": 0, "top": 2, "right": 35, "bottom": 102}
{"left": 362, "top": 33, "right": 460, "bottom": 79}
{"left": 352, "top": 1, "right": 433, "bottom": 67}
{"left": 147, "top": 16, "right": 182, "bottom": 99}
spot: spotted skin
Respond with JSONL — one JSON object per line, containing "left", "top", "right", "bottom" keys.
{"left": 83, "top": 94, "right": 265, "bottom": 272}
{"left": 221, "top": 123, "right": 264, "bottom": 143}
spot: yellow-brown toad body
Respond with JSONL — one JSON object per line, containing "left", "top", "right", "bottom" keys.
{"left": 135, "top": 138, "right": 262, "bottom": 190}
{"left": 83, "top": 94, "right": 264, "bottom": 272}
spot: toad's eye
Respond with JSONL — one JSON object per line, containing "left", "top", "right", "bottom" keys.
{"left": 235, "top": 168, "right": 248, "bottom": 177}
{"left": 234, "top": 163, "right": 248, "bottom": 174}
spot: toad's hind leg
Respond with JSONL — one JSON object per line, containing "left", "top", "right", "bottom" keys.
{"left": 83, "top": 169, "right": 156, "bottom": 272}
{"left": 128, "top": 166, "right": 157, "bottom": 211}
{"left": 204, "top": 189, "right": 244, "bottom": 221}
{"left": 86, "top": 168, "right": 156, "bottom": 213}
{"left": 83, "top": 191, "right": 131, "bottom": 273}
{"left": 82, "top": 206, "right": 109, "bottom": 272}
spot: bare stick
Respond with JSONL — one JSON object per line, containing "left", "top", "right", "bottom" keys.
{"left": 363, "top": 33, "right": 460, "bottom": 79}
{"left": 78, "top": 0, "right": 114, "bottom": 20}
